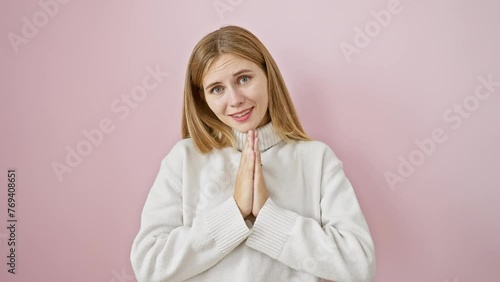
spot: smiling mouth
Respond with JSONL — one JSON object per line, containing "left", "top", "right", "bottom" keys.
{"left": 230, "top": 107, "right": 253, "bottom": 118}
{"left": 230, "top": 107, "right": 254, "bottom": 122}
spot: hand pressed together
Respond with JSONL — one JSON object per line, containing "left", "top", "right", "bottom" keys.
{"left": 234, "top": 130, "right": 269, "bottom": 219}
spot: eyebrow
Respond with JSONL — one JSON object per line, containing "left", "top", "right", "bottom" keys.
{"left": 204, "top": 69, "right": 254, "bottom": 91}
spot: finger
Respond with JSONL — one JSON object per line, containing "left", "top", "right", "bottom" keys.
{"left": 247, "top": 130, "right": 254, "bottom": 155}
{"left": 253, "top": 137, "right": 261, "bottom": 182}
{"left": 239, "top": 139, "right": 249, "bottom": 167}
{"left": 246, "top": 130, "right": 252, "bottom": 151}
{"left": 248, "top": 130, "right": 254, "bottom": 152}
{"left": 255, "top": 136, "right": 261, "bottom": 167}
{"left": 241, "top": 130, "right": 253, "bottom": 157}
{"left": 248, "top": 131, "right": 254, "bottom": 165}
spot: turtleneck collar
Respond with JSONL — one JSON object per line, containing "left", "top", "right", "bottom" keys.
{"left": 232, "top": 122, "right": 283, "bottom": 152}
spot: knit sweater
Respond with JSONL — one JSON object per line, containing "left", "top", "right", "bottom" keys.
{"left": 130, "top": 122, "right": 375, "bottom": 282}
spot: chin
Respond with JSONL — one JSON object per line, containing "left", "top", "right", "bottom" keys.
{"left": 231, "top": 124, "right": 253, "bottom": 133}
{"left": 223, "top": 113, "right": 265, "bottom": 133}
{"left": 230, "top": 120, "right": 260, "bottom": 133}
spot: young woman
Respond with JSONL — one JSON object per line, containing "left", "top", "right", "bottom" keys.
{"left": 131, "top": 25, "right": 375, "bottom": 282}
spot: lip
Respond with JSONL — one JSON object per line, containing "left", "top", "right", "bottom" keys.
{"left": 229, "top": 107, "right": 253, "bottom": 116}
{"left": 230, "top": 107, "right": 253, "bottom": 122}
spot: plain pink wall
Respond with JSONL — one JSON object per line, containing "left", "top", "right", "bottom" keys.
{"left": 1, "top": 0, "right": 499, "bottom": 281}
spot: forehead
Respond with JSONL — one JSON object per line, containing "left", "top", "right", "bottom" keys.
{"left": 203, "top": 54, "right": 258, "bottom": 84}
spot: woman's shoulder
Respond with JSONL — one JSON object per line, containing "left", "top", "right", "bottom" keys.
{"left": 160, "top": 138, "right": 196, "bottom": 164}
{"left": 171, "top": 137, "right": 196, "bottom": 151}
{"left": 291, "top": 139, "right": 343, "bottom": 170}
{"left": 293, "top": 139, "right": 338, "bottom": 156}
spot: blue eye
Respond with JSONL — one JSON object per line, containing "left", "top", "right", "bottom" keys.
{"left": 239, "top": 76, "right": 250, "bottom": 84}
{"left": 211, "top": 86, "right": 223, "bottom": 94}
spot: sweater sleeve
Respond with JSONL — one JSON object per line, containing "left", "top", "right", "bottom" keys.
{"left": 245, "top": 161, "right": 375, "bottom": 281}
{"left": 130, "top": 152, "right": 252, "bottom": 282}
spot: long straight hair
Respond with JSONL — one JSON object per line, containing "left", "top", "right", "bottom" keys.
{"left": 182, "top": 25, "right": 310, "bottom": 154}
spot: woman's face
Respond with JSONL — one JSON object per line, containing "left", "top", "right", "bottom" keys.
{"left": 202, "top": 53, "right": 271, "bottom": 133}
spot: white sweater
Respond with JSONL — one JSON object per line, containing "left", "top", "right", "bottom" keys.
{"left": 131, "top": 122, "right": 375, "bottom": 282}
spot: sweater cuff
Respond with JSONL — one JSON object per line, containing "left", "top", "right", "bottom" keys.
{"left": 203, "top": 196, "right": 252, "bottom": 255}
{"left": 245, "top": 198, "right": 298, "bottom": 259}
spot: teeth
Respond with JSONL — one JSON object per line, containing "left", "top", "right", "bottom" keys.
{"left": 234, "top": 109, "right": 251, "bottom": 118}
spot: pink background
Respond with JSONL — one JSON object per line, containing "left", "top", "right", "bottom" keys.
{"left": 1, "top": 1, "right": 499, "bottom": 281}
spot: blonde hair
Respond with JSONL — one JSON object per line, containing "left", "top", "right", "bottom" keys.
{"left": 182, "top": 25, "right": 311, "bottom": 154}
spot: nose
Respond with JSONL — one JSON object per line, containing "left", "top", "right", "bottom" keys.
{"left": 228, "top": 86, "right": 245, "bottom": 107}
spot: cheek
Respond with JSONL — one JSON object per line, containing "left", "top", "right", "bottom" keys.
{"left": 207, "top": 98, "right": 226, "bottom": 115}
{"left": 257, "top": 87, "right": 269, "bottom": 106}
{"left": 248, "top": 84, "right": 266, "bottom": 101}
